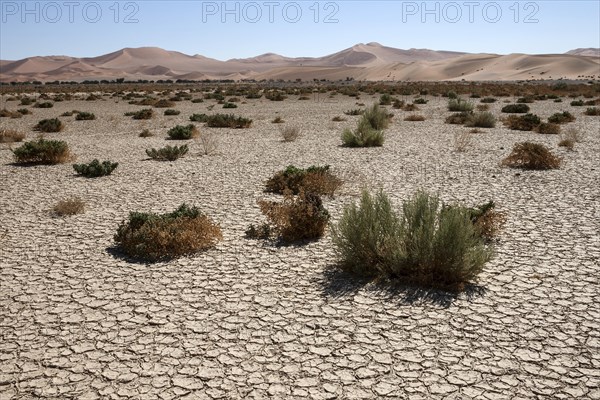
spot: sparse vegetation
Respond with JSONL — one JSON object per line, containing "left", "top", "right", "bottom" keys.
{"left": 548, "top": 111, "right": 575, "bottom": 124}
{"left": 53, "top": 197, "right": 85, "bottom": 216}
{"left": 154, "top": 99, "right": 176, "bottom": 108}
{"left": 330, "top": 190, "right": 493, "bottom": 291}
{"left": 0, "top": 109, "right": 22, "bottom": 118}
{"left": 206, "top": 113, "right": 252, "bottom": 128}
{"left": 146, "top": 144, "right": 189, "bottom": 161}
{"left": 114, "top": 203, "right": 222, "bottom": 261}
{"left": 341, "top": 104, "right": 390, "bottom": 147}
{"left": 445, "top": 112, "right": 472, "bottom": 125}
{"left": 465, "top": 112, "right": 496, "bottom": 128}
{"left": 195, "top": 131, "right": 218, "bottom": 155}
{"left": 448, "top": 98, "right": 474, "bottom": 112}
{"left": 265, "top": 165, "right": 342, "bottom": 197}
{"left": 332, "top": 116, "right": 346, "bottom": 122}
{"left": 222, "top": 102, "right": 237, "bottom": 109}
{"left": 34, "top": 101, "right": 53, "bottom": 108}
{"left": 34, "top": 118, "right": 63, "bottom": 133}
{"left": 503, "top": 113, "right": 541, "bottom": 131}
{"left": 167, "top": 124, "right": 199, "bottom": 140}
{"left": 244, "top": 223, "right": 272, "bottom": 240}
{"left": 73, "top": 159, "right": 118, "bottom": 177}
{"left": 12, "top": 138, "right": 73, "bottom": 164}
{"left": 502, "top": 142, "right": 561, "bottom": 170}
{"left": 344, "top": 109, "right": 364, "bottom": 116}
{"left": 75, "top": 111, "right": 96, "bottom": 120}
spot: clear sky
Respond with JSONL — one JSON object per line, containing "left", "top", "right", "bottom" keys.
{"left": 1, "top": 0, "right": 599, "bottom": 60}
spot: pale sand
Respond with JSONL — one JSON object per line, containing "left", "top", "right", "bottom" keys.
{"left": 0, "top": 92, "right": 599, "bottom": 398}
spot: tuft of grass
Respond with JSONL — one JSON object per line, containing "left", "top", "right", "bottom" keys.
{"left": 453, "top": 131, "right": 472, "bottom": 152}
{"left": 206, "top": 113, "right": 252, "bottom": 128}
{"left": 53, "top": 197, "right": 85, "bottom": 216}
{"left": 502, "top": 142, "right": 561, "bottom": 170}
{"left": 265, "top": 165, "right": 342, "bottom": 197}
{"left": 195, "top": 131, "right": 218, "bottom": 156}
{"left": 330, "top": 190, "right": 493, "bottom": 291}
{"left": 465, "top": 112, "right": 496, "bottom": 128}
{"left": 280, "top": 125, "right": 300, "bottom": 142}
{"left": 413, "top": 98, "right": 428, "bottom": 104}
{"left": 73, "top": 159, "right": 118, "bottom": 178}
{"left": 548, "top": 111, "right": 575, "bottom": 124}
{"left": 558, "top": 138, "right": 574, "bottom": 150}
{"left": 34, "top": 118, "right": 63, "bottom": 133}
{"left": 331, "top": 116, "right": 346, "bottom": 122}
{"left": 404, "top": 114, "right": 425, "bottom": 121}
{"left": 12, "top": 138, "right": 73, "bottom": 164}
{"left": 501, "top": 103, "right": 530, "bottom": 113}
{"left": 167, "top": 124, "right": 199, "bottom": 140}
{"left": 341, "top": 104, "right": 389, "bottom": 147}
{"left": 503, "top": 113, "right": 541, "bottom": 131}
{"left": 258, "top": 189, "right": 329, "bottom": 243}
{"left": 114, "top": 203, "right": 222, "bottom": 261}
{"left": 146, "top": 144, "right": 189, "bottom": 161}
{"left": 0, "top": 129, "right": 26, "bottom": 143}
{"left": 75, "top": 112, "right": 96, "bottom": 121}
{"left": 448, "top": 98, "right": 474, "bottom": 112}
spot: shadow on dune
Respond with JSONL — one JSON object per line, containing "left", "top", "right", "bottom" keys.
{"left": 317, "top": 265, "right": 487, "bottom": 308}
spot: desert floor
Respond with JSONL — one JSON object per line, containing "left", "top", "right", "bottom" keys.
{"left": 1, "top": 91, "right": 599, "bottom": 399}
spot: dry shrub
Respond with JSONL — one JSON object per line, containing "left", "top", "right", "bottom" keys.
{"left": 331, "top": 116, "right": 346, "bottom": 121}
{"left": 445, "top": 112, "right": 472, "bottom": 125}
{"left": 453, "top": 131, "right": 472, "bottom": 152}
{"left": 502, "top": 142, "right": 561, "bottom": 170}
{"left": 402, "top": 103, "right": 419, "bottom": 111}
{"left": 53, "top": 197, "right": 85, "bottom": 216}
{"left": 0, "top": 109, "right": 22, "bottom": 118}
{"left": 139, "top": 129, "right": 154, "bottom": 137}
{"left": 465, "top": 112, "right": 496, "bottom": 128}
{"left": 468, "top": 202, "right": 506, "bottom": 240}
{"left": 265, "top": 165, "right": 342, "bottom": 197}
{"left": 503, "top": 113, "right": 541, "bottom": 131}
{"left": 280, "top": 125, "right": 300, "bottom": 142}
{"left": 476, "top": 104, "right": 490, "bottom": 111}
{"left": 196, "top": 130, "right": 218, "bottom": 155}
{"left": 258, "top": 189, "right": 329, "bottom": 243}
{"left": 536, "top": 122, "right": 561, "bottom": 135}
{"left": 272, "top": 116, "right": 284, "bottom": 123}
{"left": 0, "top": 129, "right": 25, "bottom": 143}
{"left": 404, "top": 114, "right": 425, "bottom": 121}
{"left": 558, "top": 139, "right": 575, "bottom": 150}
{"left": 114, "top": 204, "right": 222, "bottom": 261}
{"left": 561, "top": 127, "right": 584, "bottom": 143}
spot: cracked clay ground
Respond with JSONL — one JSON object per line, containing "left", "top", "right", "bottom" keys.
{"left": 0, "top": 92, "right": 599, "bottom": 399}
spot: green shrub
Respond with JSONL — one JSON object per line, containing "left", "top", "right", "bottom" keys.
{"left": 448, "top": 98, "right": 474, "bottom": 112}
{"left": 548, "top": 111, "right": 575, "bottom": 124}
{"left": 114, "top": 203, "right": 222, "bottom": 261}
{"left": 34, "top": 101, "right": 53, "bottom": 108}
{"left": 516, "top": 96, "right": 535, "bottom": 103}
{"left": 206, "top": 113, "right": 252, "bottom": 128}
{"left": 481, "top": 97, "right": 497, "bottom": 103}
{"left": 223, "top": 102, "right": 237, "bottom": 109}
{"left": 34, "top": 118, "right": 63, "bottom": 132}
{"left": 330, "top": 190, "right": 493, "bottom": 290}
{"left": 265, "top": 165, "right": 342, "bottom": 196}
{"left": 164, "top": 109, "right": 180, "bottom": 116}
{"left": 503, "top": 113, "right": 541, "bottom": 131}
{"left": 379, "top": 93, "right": 392, "bottom": 105}
{"left": 501, "top": 104, "right": 530, "bottom": 113}
{"left": 132, "top": 109, "right": 153, "bottom": 120}
{"left": 190, "top": 113, "right": 208, "bottom": 122}
{"left": 244, "top": 223, "right": 272, "bottom": 240}
{"left": 20, "top": 97, "right": 34, "bottom": 105}
{"left": 341, "top": 122, "right": 384, "bottom": 147}
{"left": 362, "top": 103, "right": 392, "bottom": 130}
{"left": 466, "top": 112, "right": 496, "bottom": 128}
{"left": 12, "top": 138, "right": 73, "bottom": 164}
{"left": 75, "top": 112, "right": 96, "bottom": 120}
{"left": 146, "top": 144, "right": 189, "bottom": 161}
{"left": 536, "top": 122, "right": 561, "bottom": 135}
{"left": 17, "top": 108, "right": 31, "bottom": 115}
{"left": 413, "top": 98, "right": 428, "bottom": 104}
{"left": 570, "top": 100, "right": 584, "bottom": 106}
{"left": 167, "top": 124, "right": 199, "bottom": 140}
{"left": 258, "top": 189, "right": 329, "bottom": 243}
{"left": 73, "top": 159, "right": 118, "bottom": 177}
{"left": 502, "top": 142, "right": 561, "bottom": 170}
{"left": 584, "top": 107, "right": 600, "bottom": 116}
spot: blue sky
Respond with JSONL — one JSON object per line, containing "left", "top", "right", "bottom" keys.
{"left": 1, "top": 1, "right": 599, "bottom": 60}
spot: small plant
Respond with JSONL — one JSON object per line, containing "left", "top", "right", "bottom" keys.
{"left": 132, "top": 109, "right": 153, "bottom": 120}
{"left": 75, "top": 112, "right": 96, "bottom": 120}
{"left": 146, "top": 144, "right": 189, "bottom": 161}
{"left": 341, "top": 121, "right": 384, "bottom": 147}
{"left": 206, "top": 114, "right": 252, "bottom": 128}
{"left": 114, "top": 203, "right": 222, "bottom": 261}
{"left": 34, "top": 101, "right": 53, "bottom": 108}
{"left": 266, "top": 92, "right": 287, "bottom": 101}
{"left": 448, "top": 98, "right": 474, "bottom": 112}
{"left": 164, "top": 109, "right": 180, "bottom": 116}
{"left": 481, "top": 97, "right": 497, "bottom": 103}
{"left": 244, "top": 223, "right": 272, "bottom": 240}
{"left": 265, "top": 165, "right": 342, "bottom": 196}
{"left": 12, "top": 138, "right": 73, "bottom": 164}
{"left": 454, "top": 131, "right": 472, "bottom": 152}
{"left": 17, "top": 108, "right": 31, "bottom": 115}
{"left": 195, "top": 131, "right": 218, "bottom": 156}
{"left": 154, "top": 99, "right": 176, "bottom": 108}
{"left": 558, "top": 138, "right": 574, "bottom": 150}
{"left": 139, "top": 129, "right": 154, "bottom": 137}
{"left": 465, "top": 112, "right": 496, "bottom": 128}
{"left": 0, "top": 129, "right": 26, "bottom": 143}
{"left": 413, "top": 98, "right": 428, "bottom": 104}
{"left": 272, "top": 116, "right": 285, "bottom": 123}
{"left": 516, "top": 96, "right": 535, "bottom": 104}
{"left": 503, "top": 113, "right": 541, "bottom": 131}
{"left": 34, "top": 118, "right": 63, "bottom": 133}
{"left": 344, "top": 109, "right": 364, "bottom": 116}
{"left": 190, "top": 113, "right": 208, "bottom": 122}
{"left": 53, "top": 197, "right": 85, "bottom": 216}
{"left": 570, "top": 100, "right": 584, "bottom": 106}
{"left": 404, "top": 114, "right": 425, "bottom": 121}
{"left": 20, "top": 97, "right": 34, "bottom": 105}
{"left": 476, "top": 104, "right": 490, "bottom": 111}
{"left": 445, "top": 112, "right": 472, "bottom": 125}
{"left": 392, "top": 99, "right": 405, "bottom": 109}
{"left": 536, "top": 122, "right": 561, "bottom": 135}
{"left": 222, "top": 102, "right": 237, "bottom": 109}
{"left": 258, "top": 189, "right": 330, "bottom": 243}
{"left": 501, "top": 104, "right": 530, "bottom": 113}
{"left": 330, "top": 190, "right": 493, "bottom": 290}
{"left": 464, "top": 201, "right": 506, "bottom": 240}
{"left": 548, "top": 111, "right": 575, "bottom": 124}
{"left": 403, "top": 103, "right": 419, "bottom": 111}
{"left": 167, "top": 124, "right": 199, "bottom": 140}
{"left": 584, "top": 107, "right": 600, "bottom": 116}
{"left": 501, "top": 142, "right": 561, "bottom": 170}
{"left": 73, "top": 159, "right": 118, "bottom": 178}
{"left": 0, "top": 109, "right": 21, "bottom": 118}
{"left": 280, "top": 125, "right": 300, "bottom": 142}
{"left": 559, "top": 127, "right": 584, "bottom": 146}
{"left": 379, "top": 93, "right": 392, "bottom": 105}
{"left": 331, "top": 116, "right": 346, "bottom": 122}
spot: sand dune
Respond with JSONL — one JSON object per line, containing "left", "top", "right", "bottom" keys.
{"left": 1, "top": 44, "right": 598, "bottom": 82}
